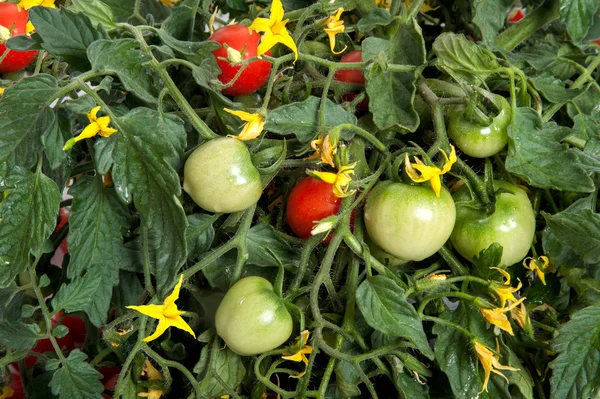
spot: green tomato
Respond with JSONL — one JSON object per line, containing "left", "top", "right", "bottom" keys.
{"left": 450, "top": 180, "right": 536, "bottom": 266}
{"left": 183, "top": 137, "right": 262, "bottom": 213}
{"left": 448, "top": 95, "right": 511, "bottom": 158}
{"left": 364, "top": 232, "right": 406, "bottom": 267}
{"left": 215, "top": 276, "right": 293, "bottom": 356}
{"left": 364, "top": 181, "right": 456, "bottom": 261}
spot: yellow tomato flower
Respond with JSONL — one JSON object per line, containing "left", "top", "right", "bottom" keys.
{"left": 224, "top": 108, "right": 265, "bottom": 141}
{"left": 480, "top": 297, "right": 526, "bottom": 336}
{"left": 323, "top": 8, "right": 346, "bottom": 55}
{"left": 138, "top": 390, "right": 163, "bottom": 399}
{"left": 522, "top": 256, "right": 551, "bottom": 285}
{"left": 282, "top": 330, "right": 313, "bottom": 378}
{"left": 406, "top": 0, "right": 439, "bottom": 13}
{"left": 489, "top": 267, "right": 522, "bottom": 307}
{"left": 126, "top": 275, "right": 196, "bottom": 342}
{"left": 307, "top": 134, "right": 338, "bottom": 167}
{"left": 17, "top": 0, "right": 55, "bottom": 9}
{"left": 0, "top": 386, "right": 15, "bottom": 399}
{"left": 63, "top": 106, "right": 118, "bottom": 151}
{"left": 405, "top": 145, "right": 456, "bottom": 197}
{"left": 473, "top": 340, "right": 519, "bottom": 394}
{"left": 0, "top": 88, "right": 5, "bottom": 96}
{"left": 142, "top": 358, "right": 162, "bottom": 381}
{"left": 428, "top": 274, "right": 447, "bottom": 280}
{"left": 376, "top": 0, "right": 392, "bottom": 9}
{"left": 310, "top": 162, "right": 356, "bottom": 198}
{"left": 158, "top": 0, "right": 179, "bottom": 7}
{"left": 249, "top": 0, "right": 298, "bottom": 61}
{"left": 510, "top": 301, "right": 530, "bottom": 332}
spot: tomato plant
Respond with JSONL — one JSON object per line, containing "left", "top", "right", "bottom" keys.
{"left": 215, "top": 276, "right": 293, "bottom": 356}
{"left": 451, "top": 180, "right": 536, "bottom": 266}
{"left": 209, "top": 25, "right": 272, "bottom": 96}
{"left": 286, "top": 176, "right": 341, "bottom": 238}
{"left": 0, "top": 3, "right": 37, "bottom": 74}
{"left": 364, "top": 181, "right": 456, "bottom": 261}
{"left": 334, "top": 50, "right": 368, "bottom": 110}
{"left": 183, "top": 137, "right": 262, "bottom": 213}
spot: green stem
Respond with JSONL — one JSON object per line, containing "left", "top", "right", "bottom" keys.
{"left": 496, "top": 0, "right": 559, "bottom": 51}
{"left": 140, "top": 218, "right": 155, "bottom": 296}
{"left": 142, "top": 345, "right": 202, "bottom": 398}
{"left": 437, "top": 245, "right": 469, "bottom": 276}
{"left": 422, "top": 315, "right": 473, "bottom": 338}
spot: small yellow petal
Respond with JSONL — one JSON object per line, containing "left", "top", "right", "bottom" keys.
{"left": 143, "top": 359, "right": 162, "bottom": 381}
{"left": 86, "top": 106, "right": 101, "bottom": 123}
{"left": 1, "top": 386, "right": 15, "bottom": 399}
{"left": 164, "top": 275, "right": 183, "bottom": 308}
{"left": 249, "top": 17, "right": 272, "bottom": 34}
{"left": 310, "top": 170, "right": 338, "bottom": 185}
{"left": 142, "top": 318, "right": 171, "bottom": 342}
{"left": 0, "top": 88, "right": 5, "bottom": 96}
{"left": 224, "top": 108, "right": 256, "bottom": 122}
{"left": 126, "top": 304, "right": 167, "bottom": 320}
{"left": 167, "top": 315, "right": 196, "bottom": 338}
{"left": 269, "top": 0, "right": 285, "bottom": 25}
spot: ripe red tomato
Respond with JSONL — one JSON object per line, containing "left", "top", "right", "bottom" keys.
{"left": 99, "top": 366, "right": 121, "bottom": 399}
{"left": 334, "top": 50, "right": 368, "bottom": 110}
{"left": 334, "top": 50, "right": 365, "bottom": 84}
{"left": 286, "top": 177, "right": 341, "bottom": 239}
{"left": 0, "top": 3, "right": 37, "bottom": 74}
{"left": 507, "top": 8, "right": 525, "bottom": 24}
{"left": 208, "top": 25, "right": 272, "bottom": 96}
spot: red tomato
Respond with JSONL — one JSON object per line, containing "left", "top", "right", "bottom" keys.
{"left": 335, "top": 51, "right": 368, "bottom": 110}
{"left": 507, "top": 8, "right": 525, "bottom": 24}
{"left": 208, "top": 25, "right": 272, "bottom": 96}
{"left": 286, "top": 177, "right": 341, "bottom": 239}
{"left": 592, "top": 38, "right": 600, "bottom": 47}
{"left": 0, "top": 3, "right": 37, "bottom": 74}
{"left": 99, "top": 366, "right": 121, "bottom": 398}
{"left": 1, "top": 372, "right": 24, "bottom": 399}
{"left": 334, "top": 50, "right": 365, "bottom": 84}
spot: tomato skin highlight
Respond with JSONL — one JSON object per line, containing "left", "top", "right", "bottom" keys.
{"left": 450, "top": 180, "right": 536, "bottom": 266}
{"left": 215, "top": 276, "right": 293, "bottom": 356}
{"left": 183, "top": 137, "right": 263, "bottom": 213}
{"left": 364, "top": 181, "right": 456, "bottom": 262}
{"left": 209, "top": 25, "right": 272, "bottom": 96}
{"left": 448, "top": 95, "right": 511, "bottom": 158}
{"left": 0, "top": 3, "right": 37, "bottom": 74}
{"left": 286, "top": 177, "right": 341, "bottom": 239}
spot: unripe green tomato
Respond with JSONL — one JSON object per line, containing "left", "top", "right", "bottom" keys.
{"left": 450, "top": 180, "right": 536, "bottom": 266}
{"left": 364, "top": 233, "right": 406, "bottom": 267}
{"left": 364, "top": 181, "right": 456, "bottom": 261}
{"left": 183, "top": 137, "right": 262, "bottom": 213}
{"left": 447, "top": 95, "right": 511, "bottom": 158}
{"left": 215, "top": 276, "right": 293, "bottom": 356}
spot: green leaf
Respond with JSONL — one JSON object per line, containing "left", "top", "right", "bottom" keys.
{"left": 43, "top": 109, "right": 71, "bottom": 170}
{"left": 0, "top": 75, "right": 58, "bottom": 171}
{"left": 246, "top": 224, "right": 301, "bottom": 268}
{"left": 390, "top": 356, "right": 428, "bottom": 399}
{"left": 157, "top": 29, "right": 220, "bottom": 56}
{"left": 471, "top": 243, "right": 503, "bottom": 280}
{"left": 101, "top": 0, "right": 170, "bottom": 23}
{"left": 51, "top": 273, "right": 103, "bottom": 314}
{"left": 163, "top": 0, "right": 202, "bottom": 40}
{"left": 0, "top": 321, "right": 41, "bottom": 351}
{"left": 71, "top": 0, "right": 118, "bottom": 28}
{"left": 186, "top": 214, "right": 216, "bottom": 261}
{"left": 356, "top": 276, "right": 434, "bottom": 359}
{"left": 543, "top": 209, "right": 600, "bottom": 264}
{"left": 102, "top": 107, "right": 187, "bottom": 294}
{"left": 265, "top": 96, "right": 357, "bottom": 144}
{"left": 356, "top": 8, "right": 392, "bottom": 33}
{"left": 49, "top": 349, "right": 104, "bottom": 399}
{"left": 194, "top": 344, "right": 246, "bottom": 397}
{"left": 559, "top": 0, "right": 600, "bottom": 43}
{"left": 530, "top": 73, "right": 585, "bottom": 103}
{"left": 473, "top": 0, "right": 513, "bottom": 45}
{"left": 433, "top": 32, "right": 499, "bottom": 85}
{"left": 0, "top": 168, "right": 61, "bottom": 287}
{"left": 29, "top": 7, "right": 108, "bottom": 71}
{"left": 506, "top": 108, "right": 594, "bottom": 192}
{"left": 87, "top": 39, "right": 158, "bottom": 103}
{"left": 550, "top": 304, "right": 600, "bottom": 398}
{"left": 363, "top": 20, "right": 425, "bottom": 132}
{"left": 433, "top": 303, "right": 512, "bottom": 399}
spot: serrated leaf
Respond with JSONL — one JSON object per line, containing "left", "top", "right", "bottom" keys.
{"left": 265, "top": 96, "right": 356, "bottom": 144}
{"left": 356, "top": 276, "right": 433, "bottom": 359}
{"left": 43, "top": 108, "right": 71, "bottom": 170}
{"left": 49, "top": 350, "right": 104, "bottom": 399}
{"left": 559, "top": 0, "right": 600, "bottom": 43}
{"left": 550, "top": 304, "right": 600, "bottom": 399}
{"left": 195, "top": 345, "right": 246, "bottom": 397}
{"left": 473, "top": 0, "right": 513, "bottom": 44}
{"left": 29, "top": 7, "right": 108, "bottom": 71}
{"left": 186, "top": 214, "right": 215, "bottom": 261}
{"left": 0, "top": 168, "right": 61, "bottom": 287}
{"left": 246, "top": 224, "right": 300, "bottom": 268}
{"left": 363, "top": 20, "right": 425, "bottom": 132}
{"left": 506, "top": 107, "right": 594, "bottom": 192}
{"left": 163, "top": 0, "right": 201, "bottom": 40}
{"left": 157, "top": 29, "right": 220, "bottom": 56}
{"left": 543, "top": 209, "right": 600, "bottom": 264}
{"left": 103, "top": 107, "right": 187, "bottom": 294}
{"left": 0, "top": 321, "right": 40, "bottom": 351}
{"left": 71, "top": 0, "right": 117, "bottom": 28}
{"left": 65, "top": 176, "right": 127, "bottom": 325}
{"left": 87, "top": 39, "right": 158, "bottom": 103}
{"left": 530, "top": 73, "right": 585, "bottom": 103}
{"left": 101, "top": 0, "right": 170, "bottom": 23}
{"left": 433, "top": 303, "right": 512, "bottom": 399}
{"left": 433, "top": 32, "right": 499, "bottom": 85}
{"left": 356, "top": 8, "right": 392, "bottom": 33}
{"left": 0, "top": 75, "right": 58, "bottom": 171}
{"left": 51, "top": 273, "right": 102, "bottom": 314}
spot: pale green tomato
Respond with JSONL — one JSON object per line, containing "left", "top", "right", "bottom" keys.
{"left": 215, "top": 276, "right": 293, "bottom": 356}
{"left": 364, "top": 181, "right": 456, "bottom": 261}
{"left": 365, "top": 233, "right": 406, "bottom": 267}
{"left": 183, "top": 137, "right": 262, "bottom": 213}
{"left": 450, "top": 180, "right": 536, "bottom": 266}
